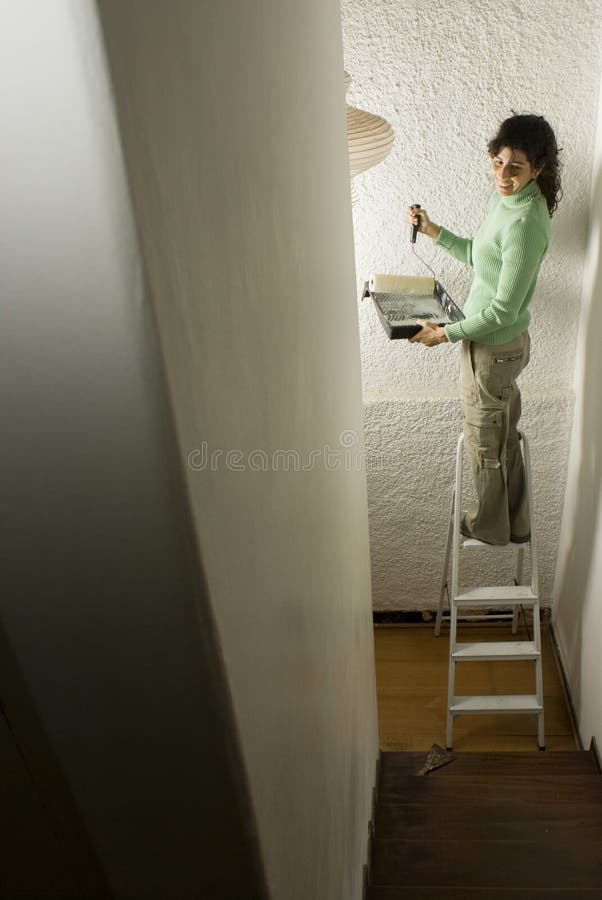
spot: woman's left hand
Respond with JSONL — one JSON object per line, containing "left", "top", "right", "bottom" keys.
{"left": 408, "top": 320, "right": 449, "bottom": 347}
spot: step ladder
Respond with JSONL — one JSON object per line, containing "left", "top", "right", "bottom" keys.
{"left": 436, "top": 430, "right": 544, "bottom": 751}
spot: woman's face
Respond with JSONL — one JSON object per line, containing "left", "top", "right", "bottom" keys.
{"left": 490, "top": 146, "right": 540, "bottom": 197}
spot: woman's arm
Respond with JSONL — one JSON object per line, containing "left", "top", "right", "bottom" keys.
{"left": 435, "top": 227, "right": 473, "bottom": 267}
{"left": 406, "top": 207, "right": 473, "bottom": 266}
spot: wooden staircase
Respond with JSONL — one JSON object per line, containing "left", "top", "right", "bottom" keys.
{"left": 366, "top": 749, "right": 602, "bottom": 898}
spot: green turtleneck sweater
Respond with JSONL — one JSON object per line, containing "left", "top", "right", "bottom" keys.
{"left": 436, "top": 179, "right": 551, "bottom": 345}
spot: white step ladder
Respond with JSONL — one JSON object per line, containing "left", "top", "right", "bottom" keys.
{"left": 436, "top": 430, "right": 544, "bottom": 751}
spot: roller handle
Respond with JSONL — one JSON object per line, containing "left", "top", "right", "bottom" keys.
{"left": 411, "top": 203, "right": 421, "bottom": 244}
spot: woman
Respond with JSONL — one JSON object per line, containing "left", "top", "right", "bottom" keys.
{"left": 407, "top": 114, "right": 561, "bottom": 545}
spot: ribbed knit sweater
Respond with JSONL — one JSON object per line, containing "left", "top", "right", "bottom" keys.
{"left": 436, "top": 179, "right": 551, "bottom": 345}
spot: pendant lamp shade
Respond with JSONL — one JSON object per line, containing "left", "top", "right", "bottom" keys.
{"left": 345, "top": 72, "right": 394, "bottom": 206}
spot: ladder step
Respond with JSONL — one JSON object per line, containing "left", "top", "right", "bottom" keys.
{"left": 452, "top": 641, "right": 539, "bottom": 661}
{"left": 450, "top": 694, "right": 542, "bottom": 714}
{"left": 454, "top": 585, "right": 537, "bottom": 606}
{"left": 462, "top": 537, "right": 530, "bottom": 549}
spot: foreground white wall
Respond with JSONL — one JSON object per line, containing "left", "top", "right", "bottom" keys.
{"left": 553, "top": 64, "right": 602, "bottom": 751}
{"left": 341, "top": 0, "right": 602, "bottom": 609}
{"left": 98, "top": 3, "right": 379, "bottom": 900}
{"left": 1, "top": 2, "right": 267, "bottom": 897}
{"left": 1, "top": 1, "right": 377, "bottom": 897}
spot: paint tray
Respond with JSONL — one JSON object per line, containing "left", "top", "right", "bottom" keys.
{"left": 362, "top": 276, "right": 464, "bottom": 340}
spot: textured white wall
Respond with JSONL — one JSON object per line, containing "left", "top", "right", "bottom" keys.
{"left": 99, "top": 3, "right": 378, "bottom": 900}
{"left": 553, "top": 62, "right": 602, "bottom": 751}
{"left": 341, "top": 0, "right": 602, "bottom": 609}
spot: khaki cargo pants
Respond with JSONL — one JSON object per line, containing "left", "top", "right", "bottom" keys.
{"left": 459, "top": 332, "right": 531, "bottom": 545}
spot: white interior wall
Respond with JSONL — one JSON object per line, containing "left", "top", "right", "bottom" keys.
{"left": 2, "top": 1, "right": 378, "bottom": 898}
{"left": 98, "top": 3, "right": 379, "bottom": 900}
{"left": 341, "top": 0, "right": 602, "bottom": 609}
{"left": 1, "top": 3, "right": 268, "bottom": 897}
{"left": 553, "top": 61, "right": 602, "bottom": 751}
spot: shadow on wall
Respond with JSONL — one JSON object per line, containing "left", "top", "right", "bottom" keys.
{"left": 554, "top": 160, "right": 602, "bottom": 713}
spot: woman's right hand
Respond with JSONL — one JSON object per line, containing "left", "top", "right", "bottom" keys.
{"left": 406, "top": 206, "right": 440, "bottom": 241}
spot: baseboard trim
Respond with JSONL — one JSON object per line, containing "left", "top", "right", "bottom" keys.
{"left": 552, "top": 625, "right": 602, "bottom": 765}
{"left": 548, "top": 620, "right": 583, "bottom": 750}
{"left": 373, "top": 610, "right": 433, "bottom": 625}
{"left": 373, "top": 608, "right": 551, "bottom": 626}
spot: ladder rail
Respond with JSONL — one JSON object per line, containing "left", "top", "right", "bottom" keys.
{"left": 446, "top": 597, "right": 458, "bottom": 750}
{"left": 522, "top": 429, "right": 545, "bottom": 746}
{"left": 446, "top": 434, "right": 463, "bottom": 750}
{"left": 518, "top": 429, "right": 539, "bottom": 599}
{"left": 435, "top": 490, "right": 455, "bottom": 637}
{"left": 512, "top": 546, "right": 525, "bottom": 634}
{"left": 450, "top": 434, "right": 464, "bottom": 603}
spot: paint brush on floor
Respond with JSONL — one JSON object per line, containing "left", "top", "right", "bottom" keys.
{"left": 417, "top": 743, "right": 456, "bottom": 775}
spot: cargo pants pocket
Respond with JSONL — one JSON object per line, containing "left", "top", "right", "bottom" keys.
{"left": 461, "top": 404, "right": 512, "bottom": 545}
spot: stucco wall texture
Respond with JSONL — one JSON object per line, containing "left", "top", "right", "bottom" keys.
{"left": 341, "top": 0, "right": 602, "bottom": 610}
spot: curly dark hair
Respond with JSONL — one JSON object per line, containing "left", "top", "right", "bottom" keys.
{"left": 487, "top": 114, "right": 562, "bottom": 216}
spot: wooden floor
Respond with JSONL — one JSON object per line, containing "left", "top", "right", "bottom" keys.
{"left": 374, "top": 622, "right": 579, "bottom": 752}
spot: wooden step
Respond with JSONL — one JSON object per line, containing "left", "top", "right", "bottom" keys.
{"left": 369, "top": 888, "right": 602, "bottom": 899}
{"left": 454, "top": 586, "right": 537, "bottom": 606}
{"left": 375, "top": 800, "right": 602, "bottom": 841}
{"left": 452, "top": 640, "right": 539, "bottom": 660}
{"left": 378, "top": 774, "right": 602, "bottom": 806}
{"left": 370, "top": 838, "right": 602, "bottom": 889}
{"left": 450, "top": 694, "right": 541, "bottom": 714}
{"left": 380, "top": 751, "right": 600, "bottom": 777}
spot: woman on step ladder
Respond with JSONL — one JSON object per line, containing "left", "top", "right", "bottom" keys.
{"left": 407, "top": 114, "right": 562, "bottom": 545}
